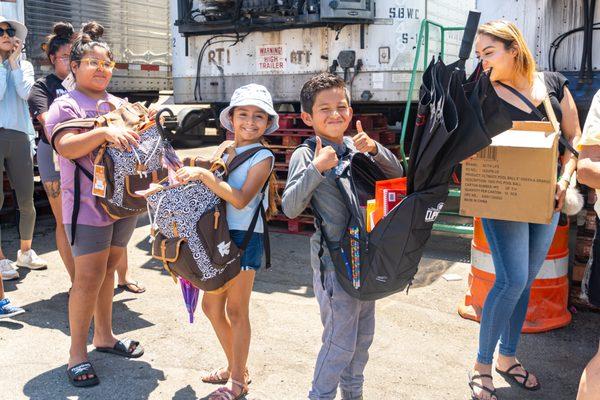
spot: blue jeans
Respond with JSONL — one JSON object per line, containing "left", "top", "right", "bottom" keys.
{"left": 477, "top": 213, "right": 559, "bottom": 365}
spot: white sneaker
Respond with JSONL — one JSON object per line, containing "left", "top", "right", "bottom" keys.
{"left": 0, "top": 259, "right": 19, "bottom": 280}
{"left": 16, "top": 249, "right": 48, "bottom": 270}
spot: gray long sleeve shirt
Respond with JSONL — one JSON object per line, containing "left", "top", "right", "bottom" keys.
{"left": 282, "top": 135, "right": 404, "bottom": 271}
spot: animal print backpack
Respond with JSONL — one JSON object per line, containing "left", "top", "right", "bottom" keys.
{"left": 145, "top": 143, "right": 272, "bottom": 293}
{"left": 51, "top": 101, "right": 169, "bottom": 244}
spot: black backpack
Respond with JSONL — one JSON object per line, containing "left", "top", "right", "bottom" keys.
{"left": 301, "top": 137, "right": 449, "bottom": 301}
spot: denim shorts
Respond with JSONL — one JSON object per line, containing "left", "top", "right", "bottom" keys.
{"left": 229, "top": 230, "right": 264, "bottom": 271}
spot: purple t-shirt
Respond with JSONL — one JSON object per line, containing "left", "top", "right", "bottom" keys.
{"left": 45, "top": 90, "right": 125, "bottom": 226}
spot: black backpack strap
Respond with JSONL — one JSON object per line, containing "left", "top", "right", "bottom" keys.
{"left": 238, "top": 181, "right": 271, "bottom": 268}
{"left": 226, "top": 146, "right": 274, "bottom": 175}
{"left": 70, "top": 161, "right": 94, "bottom": 245}
{"left": 497, "top": 81, "right": 579, "bottom": 157}
{"left": 310, "top": 201, "right": 329, "bottom": 290}
{"left": 227, "top": 145, "right": 274, "bottom": 269}
{"left": 298, "top": 137, "right": 351, "bottom": 158}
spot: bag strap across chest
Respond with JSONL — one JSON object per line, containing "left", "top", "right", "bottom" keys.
{"left": 497, "top": 77, "right": 579, "bottom": 157}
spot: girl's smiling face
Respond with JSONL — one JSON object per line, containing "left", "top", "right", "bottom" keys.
{"left": 71, "top": 46, "right": 113, "bottom": 92}
{"left": 231, "top": 105, "right": 272, "bottom": 144}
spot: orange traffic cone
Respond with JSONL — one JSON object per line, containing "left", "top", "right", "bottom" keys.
{"left": 458, "top": 218, "right": 572, "bottom": 333}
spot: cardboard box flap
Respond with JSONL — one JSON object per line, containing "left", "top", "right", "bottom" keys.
{"left": 490, "top": 129, "right": 558, "bottom": 149}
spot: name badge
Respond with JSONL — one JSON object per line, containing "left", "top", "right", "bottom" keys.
{"left": 92, "top": 164, "right": 107, "bottom": 198}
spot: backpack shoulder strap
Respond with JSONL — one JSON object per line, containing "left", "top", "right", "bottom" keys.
{"left": 226, "top": 146, "right": 274, "bottom": 176}
{"left": 212, "top": 140, "right": 235, "bottom": 159}
{"left": 51, "top": 118, "right": 96, "bottom": 152}
{"left": 298, "top": 137, "right": 317, "bottom": 152}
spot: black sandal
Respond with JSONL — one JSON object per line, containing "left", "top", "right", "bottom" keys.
{"left": 117, "top": 281, "right": 146, "bottom": 294}
{"left": 96, "top": 338, "right": 144, "bottom": 358}
{"left": 66, "top": 362, "right": 100, "bottom": 388}
{"left": 468, "top": 372, "right": 498, "bottom": 400}
{"left": 496, "top": 363, "right": 541, "bottom": 391}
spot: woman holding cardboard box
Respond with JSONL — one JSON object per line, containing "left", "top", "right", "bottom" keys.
{"left": 467, "top": 20, "right": 581, "bottom": 400}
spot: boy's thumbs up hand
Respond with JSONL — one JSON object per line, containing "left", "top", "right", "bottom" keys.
{"left": 314, "top": 135, "right": 322, "bottom": 158}
{"left": 352, "top": 120, "right": 377, "bottom": 154}
{"left": 312, "top": 136, "right": 338, "bottom": 174}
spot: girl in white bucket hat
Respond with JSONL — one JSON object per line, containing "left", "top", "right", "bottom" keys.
{"left": 175, "top": 84, "right": 278, "bottom": 399}
{"left": 0, "top": 15, "right": 48, "bottom": 281}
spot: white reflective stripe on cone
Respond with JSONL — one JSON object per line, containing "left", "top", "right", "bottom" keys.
{"left": 470, "top": 246, "right": 568, "bottom": 279}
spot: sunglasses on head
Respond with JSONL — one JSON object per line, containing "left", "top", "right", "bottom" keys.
{"left": 0, "top": 27, "right": 16, "bottom": 38}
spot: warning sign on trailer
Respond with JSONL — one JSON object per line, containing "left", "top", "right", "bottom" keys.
{"left": 257, "top": 45, "right": 286, "bottom": 72}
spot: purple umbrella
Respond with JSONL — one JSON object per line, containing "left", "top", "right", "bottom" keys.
{"left": 179, "top": 277, "right": 200, "bottom": 323}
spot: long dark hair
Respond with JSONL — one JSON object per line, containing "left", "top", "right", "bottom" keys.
{"left": 42, "top": 22, "right": 74, "bottom": 62}
{"left": 69, "top": 21, "right": 113, "bottom": 65}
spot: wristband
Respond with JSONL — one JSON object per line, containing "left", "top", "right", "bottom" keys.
{"left": 558, "top": 175, "right": 570, "bottom": 184}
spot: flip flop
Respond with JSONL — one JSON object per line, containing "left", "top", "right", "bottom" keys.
{"left": 468, "top": 372, "right": 498, "bottom": 400}
{"left": 66, "top": 362, "right": 100, "bottom": 388}
{"left": 117, "top": 281, "right": 146, "bottom": 294}
{"left": 496, "top": 363, "right": 541, "bottom": 391}
{"left": 96, "top": 338, "right": 144, "bottom": 358}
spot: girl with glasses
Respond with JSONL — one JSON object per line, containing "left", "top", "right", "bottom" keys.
{"left": 45, "top": 21, "right": 145, "bottom": 388}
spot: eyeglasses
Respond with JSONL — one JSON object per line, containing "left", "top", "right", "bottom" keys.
{"left": 80, "top": 58, "right": 116, "bottom": 71}
{"left": 56, "top": 55, "right": 70, "bottom": 63}
{"left": 0, "top": 28, "right": 16, "bottom": 38}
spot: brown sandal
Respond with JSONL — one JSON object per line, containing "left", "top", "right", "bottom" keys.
{"left": 202, "top": 368, "right": 252, "bottom": 385}
{"left": 207, "top": 379, "right": 248, "bottom": 400}
{"left": 202, "top": 368, "right": 229, "bottom": 385}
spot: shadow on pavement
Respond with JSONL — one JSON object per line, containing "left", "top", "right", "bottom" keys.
{"left": 173, "top": 385, "right": 198, "bottom": 400}
{"left": 16, "top": 293, "right": 153, "bottom": 337}
{"left": 23, "top": 356, "right": 165, "bottom": 400}
{"left": 0, "top": 319, "right": 24, "bottom": 330}
{"left": 2, "top": 267, "right": 33, "bottom": 293}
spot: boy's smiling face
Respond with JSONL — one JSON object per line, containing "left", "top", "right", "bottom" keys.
{"left": 301, "top": 87, "right": 352, "bottom": 143}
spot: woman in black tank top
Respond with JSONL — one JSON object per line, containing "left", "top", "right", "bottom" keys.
{"left": 467, "top": 20, "right": 582, "bottom": 400}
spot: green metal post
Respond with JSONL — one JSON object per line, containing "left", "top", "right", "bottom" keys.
{"left": 399, "top": 22, "right": 465, "bottom": 171}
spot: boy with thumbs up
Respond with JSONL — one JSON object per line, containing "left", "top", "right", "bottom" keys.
{"left": 282, "top": 73, "right": 404, "bottom": 400}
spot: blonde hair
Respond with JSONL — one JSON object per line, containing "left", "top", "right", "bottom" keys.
{"left": 477, "top": 20, "right": 537, "bottom": 84}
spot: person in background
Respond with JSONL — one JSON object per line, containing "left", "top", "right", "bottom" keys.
{"left": 574, "top": 89, "right": 600, "bottom": 400}
{"left": 0, "top": 277, "right": 25, "bottom": 319}
{"left": 28, "top": 22, "right": 75, "bottom": 284}
{"left": 0, "top": 15, "right": 48, "bottom": 282}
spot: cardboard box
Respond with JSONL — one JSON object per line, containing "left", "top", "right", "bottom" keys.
{"left": 460, "top": 121, "right": 558, "bottom": 224}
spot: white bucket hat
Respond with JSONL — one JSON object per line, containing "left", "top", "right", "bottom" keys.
{"left": 219, "top": 84, "right": 279, "bottom": 135}
{"left": 0, "top": 16, "right": 27, "bottom": 41}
